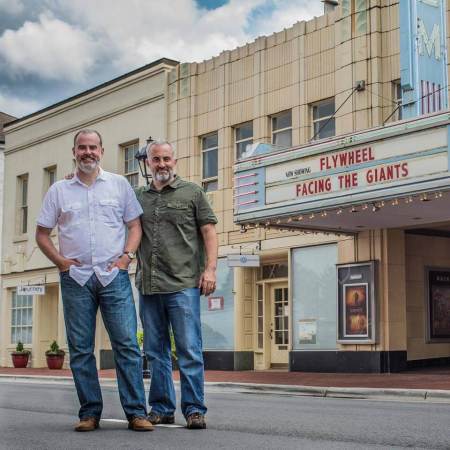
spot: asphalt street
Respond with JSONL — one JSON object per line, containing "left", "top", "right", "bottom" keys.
{"left": 1, "top": 380, "right": 450, "bottom": 449}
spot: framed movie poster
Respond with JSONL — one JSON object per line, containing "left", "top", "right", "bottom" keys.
{"left": 426, "top": 269, "right": 450, "bottom": 342}
{"left": 337, "top": 261, "right": 377, "bottom": 343}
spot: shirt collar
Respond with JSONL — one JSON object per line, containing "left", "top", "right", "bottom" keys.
{"left": 69, "top": 167, "right": 107, "bottom": 185}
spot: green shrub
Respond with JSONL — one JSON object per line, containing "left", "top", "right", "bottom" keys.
{"left": 45, "top": 340, "right": 65, "bottom": 356}
{"left": 14, "top": 341, "right": 30, "bottom": 354}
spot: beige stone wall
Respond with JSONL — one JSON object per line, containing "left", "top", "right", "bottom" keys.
{"left": 167, "top": 0, "right": 401, "bottom": 252}
{"left": 0, "top": 61, "right": 174, "bottom": 367}
{"left": 406, "top": 234, "right": 450, "bottom": 361}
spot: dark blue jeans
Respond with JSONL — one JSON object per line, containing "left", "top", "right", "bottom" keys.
{"left": 60, "top": 270, "right": 147, "bottom": 420}
{"left": 139, "top": 288, "right": 207, "bottom": 418}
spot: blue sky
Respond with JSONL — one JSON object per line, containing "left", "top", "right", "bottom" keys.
{"left": 196, "top": 0, "right": 228, "bottom": 9}
{"left": 0, "top": 0, "right": 322, "bottom": 118}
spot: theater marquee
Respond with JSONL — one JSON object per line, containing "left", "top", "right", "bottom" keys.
{"left": 234, "top": 112, "right": 450, "bottom": 229}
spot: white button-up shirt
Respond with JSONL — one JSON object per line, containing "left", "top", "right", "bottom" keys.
{"left": 37, "top": 169, "right": 143, "bottom": 287}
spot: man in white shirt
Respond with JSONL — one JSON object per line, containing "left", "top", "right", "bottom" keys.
{"left": 36, "top": 129, "right": 153, "bottom": 432}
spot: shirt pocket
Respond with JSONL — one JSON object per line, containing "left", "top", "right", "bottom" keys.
{"left": 166, "top": 201, "right": 189, "bottom": 225}
{"left": 60, "top": 202, "right": 83, "bottom": 225}
{"left": 98, "top": 198, "right": 121, "bottom": 225}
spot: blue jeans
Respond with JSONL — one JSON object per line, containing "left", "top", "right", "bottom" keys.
{"left": 60, "top": 270, "right": 147, "bottom": 420}
{"left": 139, "top": 288, "right": 207, "bottom": 418}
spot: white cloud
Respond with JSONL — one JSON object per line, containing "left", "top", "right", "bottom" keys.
{"left": 0, "top": 0, "right": 325, "bottom": 117}
{"left": 0, "top": 92, "right": 41, "bottom": 118}
{"left": 49, "top": 0, "right": 265, "bottom": 67}
{"left": 0, "top": 13, "right": 97, "bottom": 81}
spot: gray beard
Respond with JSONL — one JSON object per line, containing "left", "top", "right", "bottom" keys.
{"left": 154, "top": 170, "right": 173, "bottom": 182}
{"left": 78, "top": 160, "right": 99, "bottom": 174}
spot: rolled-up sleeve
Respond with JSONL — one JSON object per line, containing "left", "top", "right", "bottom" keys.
{"left": 122, "top": 179, "right": 143, "bottom": 223}
{"left": 36, "top": 185, "right": 58, "bottom": 229}
{"left": 195, "top": 189, "right": 218, "bottom": 227}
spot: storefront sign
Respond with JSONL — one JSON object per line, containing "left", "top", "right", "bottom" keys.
{"left": 17, "top": 285, "right": 45, "bottom": 296}
{"left": 265, "top": 127, "right": 446, "bottom": 184}
{"left": 266, "top": 152, "right": 447, "bottom": 204}
{"left": 337, "top": 262, "right": 377, "bottom": 344}
{"left": 426, "top": 268, "right": 450, "bottom": 341}
{"left": 207, "top": 296, "right": 224, "bottom": 311}
{"left": 227, "top": 254, "right": 260, "bottom": 267}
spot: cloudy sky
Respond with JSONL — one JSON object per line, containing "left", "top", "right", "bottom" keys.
{"left": 0, "top": 0, "right": 322, "bottom": 118}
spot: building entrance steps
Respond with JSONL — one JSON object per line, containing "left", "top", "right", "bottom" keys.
{"left": 2, "top": 366, "right": 450, "bottom": 393}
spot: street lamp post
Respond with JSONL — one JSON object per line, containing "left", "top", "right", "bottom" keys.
{"left": 135, "top": 136, "right": 153, "bottom": 185}
{"left": 135, "top": 136, "right": 152, "bottom": 378}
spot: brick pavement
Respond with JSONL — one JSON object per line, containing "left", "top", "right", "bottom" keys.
{"left": 1, "top": 366, "right": 450, "bottom": 390}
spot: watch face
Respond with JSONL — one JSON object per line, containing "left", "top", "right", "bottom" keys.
{"left": 128, "top": 252, "right": 135, "bottom": 259}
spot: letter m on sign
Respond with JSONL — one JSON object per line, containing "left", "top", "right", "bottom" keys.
{"left": 417, "top": 18, "right": 440, "bottom": 60}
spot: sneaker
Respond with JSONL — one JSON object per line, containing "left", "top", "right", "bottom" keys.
{"left": 74, "top": 417, "right": 100, "bottom": 432}
{"left": 186, "top": 412, "right": 206, "bottom": 429}
{"left": 128, "top": 416, "right": 154, "bottom": 432}
{"left": 147, "top": 411, "right": 175, "bottom": 425}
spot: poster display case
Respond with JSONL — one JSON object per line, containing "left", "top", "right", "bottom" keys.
{"left": 337, "top": 261, "right": 377, "bottom": 344}
{"left": 426, "top": 268, "right": 450, "bottom": 342}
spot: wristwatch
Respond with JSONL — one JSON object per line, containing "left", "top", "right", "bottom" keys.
{"left": 123, "top": 251, "right": 136, "bottom": 260}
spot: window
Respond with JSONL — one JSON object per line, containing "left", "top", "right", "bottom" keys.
{"left": 235, "top": 122, "right": 253, "bottom": 160}
{"left": 17, "top": 174, "right": 28, "bottom": 234}
{"left": 11, "top": 291, "right": 33, "bottom": 344}
{"left": 260, "top": 262, "right": 289, "bottom": 280}
{"left": 201, "top": 133, "right": 218, "bottom": 192}
{"left": 271, "top": 110, "right": 292, "bottom": 148}
{"left": 123, "top": 142, "right": 139, "bottom": 188}
{"left": 312, "top": 98, "right": 335, "bottom": 140}
{"left": 392, "top": 80, "right": 402, "bottom": 121}
{"left": 44, "top": 166, "right": 57, "bottom": 192}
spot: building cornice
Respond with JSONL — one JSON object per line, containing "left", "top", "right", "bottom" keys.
{"left": 4, "top": 92, "right": 165, "bottom": 155}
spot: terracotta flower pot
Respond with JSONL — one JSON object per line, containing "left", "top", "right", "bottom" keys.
{"left": 46, "top": 354, "right": 65, "bottom": 370}
{"left": 11, "top": 353, "right": 30, "bottom": 368}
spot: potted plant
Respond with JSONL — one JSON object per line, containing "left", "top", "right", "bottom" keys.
{"left": 45, "top": 340, "right": 65, "bottom": 369}
{"left": 11, "top": 341, "right": 30, "bottom": 368}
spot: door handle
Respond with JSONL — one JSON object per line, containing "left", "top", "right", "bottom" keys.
{"left": 269, "top": 328, "right": 273, "bottom": 339}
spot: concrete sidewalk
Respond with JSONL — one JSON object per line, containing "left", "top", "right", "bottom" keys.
{"left": 2, "top": 366, "right": 450, "bottom": 402}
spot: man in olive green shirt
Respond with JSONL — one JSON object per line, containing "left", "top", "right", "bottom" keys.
{"left": 135, "top": 139, "right": 218, "bottom": 430}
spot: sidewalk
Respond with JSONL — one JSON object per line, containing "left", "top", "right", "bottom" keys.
{"left": 2, "top": 366, "right": 450, "bottom": 393}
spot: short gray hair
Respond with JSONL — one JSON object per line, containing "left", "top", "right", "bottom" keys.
{"left": 146, "top": 139, "right": 177, "bottom": 159}
{"left": 73, "top": 129, "right": 103, "bottom": 147}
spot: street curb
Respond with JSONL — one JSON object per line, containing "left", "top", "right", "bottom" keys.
{"left": 2, "top": 374, "right": 450, "bottom": 402}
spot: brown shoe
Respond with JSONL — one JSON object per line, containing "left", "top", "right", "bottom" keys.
{"left": 128, "top": 416, "right": 154, "bottom": 432}
{"left": 74, "top": 417, "right": 100, "bottom": 432}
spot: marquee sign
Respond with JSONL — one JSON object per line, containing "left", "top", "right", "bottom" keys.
{"left": 233, "top": 112, "right": 450, "bottom": 225}
{"left": 264, "top": 127, "right": 447, "bottom": 205}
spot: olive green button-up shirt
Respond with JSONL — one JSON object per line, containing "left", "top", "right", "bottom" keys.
{"left": 135, "top": 176, "right": 218, "bottom": 294}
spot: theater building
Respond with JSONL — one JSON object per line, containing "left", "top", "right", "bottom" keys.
{"left": 167, "top": 0, "right": 450, "bottom": 372}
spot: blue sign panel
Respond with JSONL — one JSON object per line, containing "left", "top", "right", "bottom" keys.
{"left": 400, "top": 0, "right": 448, "bottom": 119}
